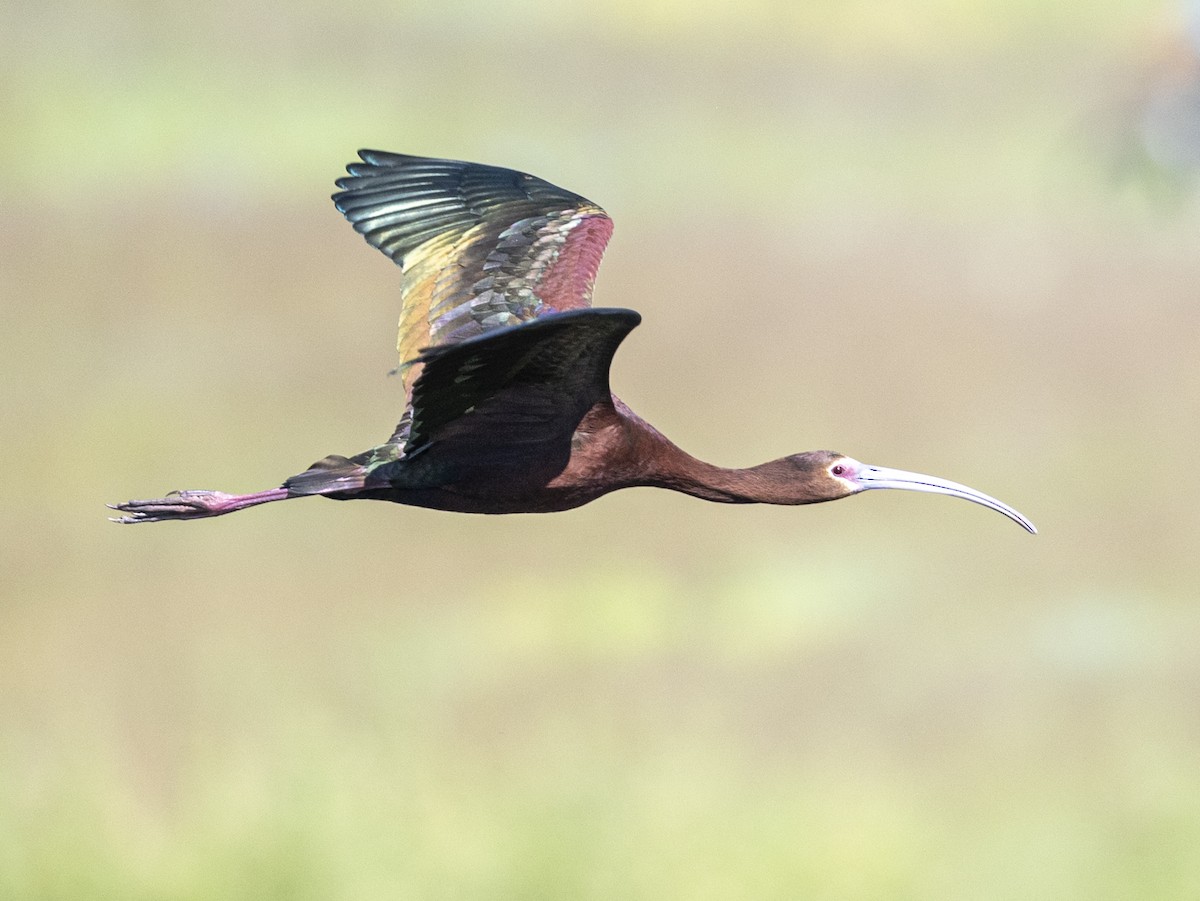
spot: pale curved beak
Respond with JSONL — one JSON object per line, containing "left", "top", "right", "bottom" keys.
{"left": 851, "top": 464, "right": 1037, "bottom": 534}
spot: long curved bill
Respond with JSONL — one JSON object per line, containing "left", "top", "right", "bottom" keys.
{"left": 854, "top": 464, "right": 1036, "bottom": 534}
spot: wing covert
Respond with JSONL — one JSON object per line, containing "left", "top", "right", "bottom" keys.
{"left": 405, "top": 307, "right": 640, "bottom": 458}
{"left": 366, "top": 308, "right": 640, "bottom": 488}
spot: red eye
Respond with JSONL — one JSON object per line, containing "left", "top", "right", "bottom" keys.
{"left": 832, "top": 464, "right": 845, "bottom": 476}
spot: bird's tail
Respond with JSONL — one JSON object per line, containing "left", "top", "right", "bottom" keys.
{"left": 283, "top": 454, "right": 368, "bottom": 497}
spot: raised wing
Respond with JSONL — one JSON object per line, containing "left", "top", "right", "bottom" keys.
{"left": 332, "top": 150, "right": 614, "bottom": 398}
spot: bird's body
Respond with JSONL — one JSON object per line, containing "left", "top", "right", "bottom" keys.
{"left": 328, "top": 398, "right": 665, "bottom": 515}
{"left": 112, "top": 151, "right": 1035, "bottom": 533}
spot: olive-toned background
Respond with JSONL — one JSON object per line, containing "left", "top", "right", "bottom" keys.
{"left": 4, "top": 1, "right": 1199, "bottom": 898}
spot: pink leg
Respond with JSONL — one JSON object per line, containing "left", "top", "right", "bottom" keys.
{"left": 108, "top": 487, "right": 291, "bottom": 524}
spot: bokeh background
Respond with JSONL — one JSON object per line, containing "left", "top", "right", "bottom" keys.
{"left": 4, "top": 1, "right": 1200, "bottom": 898}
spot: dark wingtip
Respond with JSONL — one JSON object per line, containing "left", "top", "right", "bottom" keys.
{"left": 332, "top": 150, "right": 402, "bottom": 209}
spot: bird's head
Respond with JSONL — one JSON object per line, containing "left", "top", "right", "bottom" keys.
{"left": 781, "top": 450, "right": 1036, "bottom": 533}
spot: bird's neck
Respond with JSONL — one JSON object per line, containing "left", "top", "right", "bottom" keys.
{"left": 602, "top": 405, "right": 811, "bottom": 505}
{"left": 579, "top": 399, "right": 826, "bottom": 506}
{"left": 647, "top": 451, "right": 809, "bottom": 505}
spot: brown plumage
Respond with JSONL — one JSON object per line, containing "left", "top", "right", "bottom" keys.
{"left": 110, "top": 151, "right": 1035, "bottom": 533}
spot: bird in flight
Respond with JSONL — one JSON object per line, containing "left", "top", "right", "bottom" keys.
{"left": 110, "top": 151, "right": 1035, "bottom": 533}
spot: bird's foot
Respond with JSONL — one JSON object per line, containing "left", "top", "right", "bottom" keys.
{"left": 108, "top": 488, "right": 288, "bottom": 523}
{"left": 108, "top": 490, "right": 236, "bottom": 523}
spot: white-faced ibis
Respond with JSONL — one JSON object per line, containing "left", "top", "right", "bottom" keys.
{"left": 111, "top": 151, "right": 1035, "bottom": 533}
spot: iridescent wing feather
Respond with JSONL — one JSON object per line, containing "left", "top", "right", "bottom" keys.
{"left": 332, "top": 150, "right": 614, "bottom": 399}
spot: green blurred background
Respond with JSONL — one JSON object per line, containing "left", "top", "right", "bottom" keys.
{"left": 4, "top": 1, "right": 1200, "bottom": 898}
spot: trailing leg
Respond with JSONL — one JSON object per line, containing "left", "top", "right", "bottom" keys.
{"left": 110, "top": 453, "right": 372, "bottom": 523}
{"left": 108, "top": 487, "right": 291, "bottom": 523}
